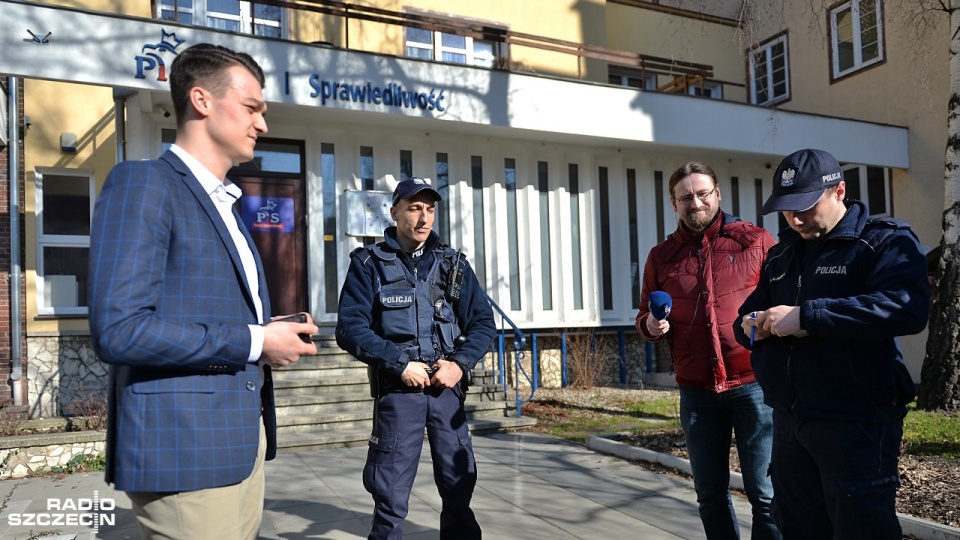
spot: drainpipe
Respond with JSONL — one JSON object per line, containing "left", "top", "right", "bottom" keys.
{"left": 8, "top": 77, "right": 22, "bottom": 407}
{"left": 113, "top": 88, "right": 135, "bottom": 162}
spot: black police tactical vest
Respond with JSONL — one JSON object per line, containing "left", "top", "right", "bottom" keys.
{"left": 366, "top": 243, "right": 462, "bottom": 362}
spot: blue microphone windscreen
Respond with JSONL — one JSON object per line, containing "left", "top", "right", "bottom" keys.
{"left": 649, "top": 291, "right": 673, "bottom": 320}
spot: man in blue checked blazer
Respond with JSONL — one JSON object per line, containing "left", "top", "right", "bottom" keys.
{"left": 89, "top": 44, "right": 318, "bottom": 540}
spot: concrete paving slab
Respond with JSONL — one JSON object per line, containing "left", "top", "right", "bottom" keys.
{"left": 0, "top": 431, "right": 953, "bottom": 539}
{"left": 20, "top": 431, "right": 956, "bottom": 539}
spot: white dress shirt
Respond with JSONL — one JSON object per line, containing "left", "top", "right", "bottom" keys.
{"left": 170, "top": 144, "right": 265, "bottom": 362}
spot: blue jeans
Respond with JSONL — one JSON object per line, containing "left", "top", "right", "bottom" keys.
{"left": 679, "top": 383, "right": 781, "bottom": 540}
{"left": 770, "top": 410, "right": 903, "bottom": 540}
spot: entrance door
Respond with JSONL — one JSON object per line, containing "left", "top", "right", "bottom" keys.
{"left": 233, "top": 175, "right": 308, "bottom": 316}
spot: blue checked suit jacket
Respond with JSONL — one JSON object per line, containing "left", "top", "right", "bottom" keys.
{"left": 89, "top": 151, "right": 276, "bottom": 492}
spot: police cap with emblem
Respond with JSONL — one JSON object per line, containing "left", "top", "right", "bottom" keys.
{"left": 392, "top": 177, "right": 442, "bottom": 206}
{"left": 761, "top": 148, "right": 844, "bottom": 214}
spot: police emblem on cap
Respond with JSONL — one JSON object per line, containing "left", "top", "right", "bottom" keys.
{"left": 780, "top": 168, "right": 797, "bottom": 187}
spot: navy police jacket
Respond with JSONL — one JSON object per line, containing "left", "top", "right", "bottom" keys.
{"left": 734, "top": 201, "right": 929, "bottom": 423}
{"left": 336, "top": 228, "right": 496, "bottom": 378}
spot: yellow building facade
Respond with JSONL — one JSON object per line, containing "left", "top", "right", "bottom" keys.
{"left": 0, "top": 0, "right": 944, "bottom": 416}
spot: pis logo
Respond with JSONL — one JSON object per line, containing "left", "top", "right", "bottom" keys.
{"left": 135, "top": 29, "right": 185, "bottom": 81}
{"left": 257, "top": 199, "right": 281, "bottom": 225}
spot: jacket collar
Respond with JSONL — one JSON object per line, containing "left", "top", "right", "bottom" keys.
{"left": 674, "top": 210, "right": 737, "bottom": 244}
{"left": 158, "top": 150, "right": 269, "bottom": 318}
{"left": 778, "top": 199, "right": 866, "bottom": 245}
{"left": 382, "top": 226, "right": 440, "bottom": 255}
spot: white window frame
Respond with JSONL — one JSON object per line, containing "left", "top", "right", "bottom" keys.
{"left": 841, "top": 164, "right": 890, "bottom": 217}
{"left": 609, "top": 67, "right": 658, "bottom": 91}
{"left": 830, "top": 0, "right": 884, "bottom": 79}
{"left": 34, "top": 168, "right": 95, "bottom": 316}
{"left": 404, "top": 28, "right": 502, "bottom": 68}
{"left": 749, "top": 34, "right": 790, "bottom": 106}
{"left": 688, "top": 80, "right": 723, "bottom": 99}
{"left": 157, "top": 1, "right": 283, "bottom": 38}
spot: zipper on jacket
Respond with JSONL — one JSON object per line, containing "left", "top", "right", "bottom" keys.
{"left": 413, "top": 263, "right": 421, "bottom": 359}
{"left": 786, "top": 273, "right": 803, "bottom": 410}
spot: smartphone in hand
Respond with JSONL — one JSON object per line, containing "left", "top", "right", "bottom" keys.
{"left": 269, "top": 313, "right": 313, "bottom": 343}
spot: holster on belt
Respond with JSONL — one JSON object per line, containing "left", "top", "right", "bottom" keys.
{"left": 367, "top": 365, "right": 407, "bottom": 397}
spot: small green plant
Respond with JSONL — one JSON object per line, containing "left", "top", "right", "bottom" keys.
{"left": 48, "top": 453, "right": 106, "bottom": 475}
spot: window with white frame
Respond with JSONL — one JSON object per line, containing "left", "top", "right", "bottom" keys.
{"left": 405, "top": 26, "right": 500, "bottom": 67}
{"left": 749, "top": 34, "right": 790, "bottom": 106}
{"left": 841, "top": 164, "right": 890, "bottom": 216}
{"left": 688, "top": 80, "right": 723, "bottom": 99}
{"left": 158, "top": 0, "right": 282, "bottom": 38}
{"left": 830, "top": 0, "right": 884, "bottom": 79}
{"left": 608, "top": 66, "right": 658, "bottom": 91}
{"left": 35, "top": 169, "right": 94, "bottom": 315}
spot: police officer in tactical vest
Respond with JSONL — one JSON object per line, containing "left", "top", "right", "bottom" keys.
{"left": 336, "top": 177, "right": 495, "bottom": 540}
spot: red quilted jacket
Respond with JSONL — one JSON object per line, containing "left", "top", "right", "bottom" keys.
{"left": 636, "top": 212, "right": 775, "bottom": 392}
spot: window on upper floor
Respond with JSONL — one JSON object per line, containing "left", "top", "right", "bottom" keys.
{"left": 609, "top": 66, "right": 722, "bottom": 99}
{"left": 405, "top": 26, "right": 501, "bottom": 68}
{"left": 688, "top": 80, "right": 723, "bottom": 99}
{"left": 608, "top": 66, "right": 658, "bottom": 91}
{"left": 830, "top": 0, "right": 884, "bottom": 80}
{"left": 158, "top": 0, "right": 283, "bottom": 38}
{"left": 749, "top": 33, "right": 790, "bottom": 106}
{"left": 35, "top": 169, "right": 94, "bottom": 316}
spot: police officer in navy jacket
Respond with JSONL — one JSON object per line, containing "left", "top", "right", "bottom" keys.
{"left": 336, "top": 177, "right": 495, "bottom": 540}
{"left": 736, "top": 148, "right": 929, "bottom": 539}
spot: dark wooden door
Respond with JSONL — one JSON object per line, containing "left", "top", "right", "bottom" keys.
{"left": 233, "top": 176, "right": 307, "bottom": 317}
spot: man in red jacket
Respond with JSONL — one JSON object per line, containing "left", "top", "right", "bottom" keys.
{"left": 637, "top": 162, "right": 780, "bottom": 540}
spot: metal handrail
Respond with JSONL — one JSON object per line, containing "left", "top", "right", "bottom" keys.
{"left": 485, "top": 294, "right": 534, "bottom": 417}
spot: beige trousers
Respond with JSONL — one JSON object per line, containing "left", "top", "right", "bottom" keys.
{"left": 127, "top": 420, "right": 267, "bottom": 540}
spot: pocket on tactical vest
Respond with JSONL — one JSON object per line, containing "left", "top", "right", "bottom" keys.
{"left": 378, "top": 287, "right": 415, "bottom": 337}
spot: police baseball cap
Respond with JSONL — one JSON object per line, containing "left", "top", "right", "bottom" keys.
{"left": 761, "top": 149, "right": 844, "bottom": 214}
{"left": 392, "top": 177, "right": 442, "bottom": 206}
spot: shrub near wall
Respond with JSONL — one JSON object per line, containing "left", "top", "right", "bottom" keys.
{"left": 499, "top": 330, "right": 652, "bottom": 390}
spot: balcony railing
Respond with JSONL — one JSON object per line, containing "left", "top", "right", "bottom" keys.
{"left": 164, "top": 0, "right": 734, "bottom": 98}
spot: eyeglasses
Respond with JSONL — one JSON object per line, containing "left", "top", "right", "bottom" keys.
{"left": 673, "top": 186, "right": 716, "bottom": 205}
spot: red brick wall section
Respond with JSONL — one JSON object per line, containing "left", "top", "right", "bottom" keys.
{"left": 0, "top": 78, "right": 27, "bottom": 408}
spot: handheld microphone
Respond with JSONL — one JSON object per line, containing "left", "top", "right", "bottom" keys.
{"left": 649, "top": 291, "right": 673, "bottom": 321}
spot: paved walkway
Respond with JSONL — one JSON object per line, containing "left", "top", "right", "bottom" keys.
{"left": 0, "top": 432, "right": 752, "bottom": 540}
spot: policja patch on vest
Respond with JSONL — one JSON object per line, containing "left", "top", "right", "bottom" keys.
{"left": 380, "top": 290, "right": 414, "bottom": 307}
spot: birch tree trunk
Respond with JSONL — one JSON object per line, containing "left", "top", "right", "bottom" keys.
{"left": 918, "top": 3, "right": 960, "bottom": 411}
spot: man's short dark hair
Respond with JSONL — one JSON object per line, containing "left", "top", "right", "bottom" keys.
{"left": 668, "top": 162, "right": 718, "bottom": 198}
{"left": 169, "top": 43, "right": 265, "bottom": 127}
